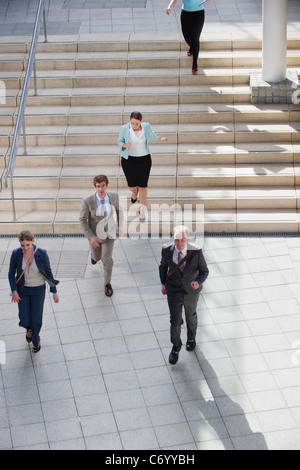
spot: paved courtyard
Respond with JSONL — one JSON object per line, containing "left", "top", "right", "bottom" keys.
{"left": 1, "top": 234, "right": 300, "bottom": 450}
{"left": 0, "top": 0, "right": 300, "bottom": 36}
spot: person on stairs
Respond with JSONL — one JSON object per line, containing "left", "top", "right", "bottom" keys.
{"left": 118, "top": 111, "right": 168, "bottom": 222}
{"left": 166, "top": 0, "right": 213, "bottom": 74}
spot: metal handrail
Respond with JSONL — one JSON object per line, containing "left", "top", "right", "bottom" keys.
{"left": 3, "top": 0, "right": 48, "bottom": 221}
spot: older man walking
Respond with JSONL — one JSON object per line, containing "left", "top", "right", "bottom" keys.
{"left": 159, "top": 225, "right": 209, "bottom": 364}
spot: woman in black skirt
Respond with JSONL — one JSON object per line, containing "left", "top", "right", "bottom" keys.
{"left": 118, "top": 112, "right": 168, "bottom": 222}
{"left": 167, "top": 0, "right": 213, "bottom": 74}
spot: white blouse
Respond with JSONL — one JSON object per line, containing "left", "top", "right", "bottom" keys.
{"left": 129, "top": 126, "right": 148, "bottom": 157}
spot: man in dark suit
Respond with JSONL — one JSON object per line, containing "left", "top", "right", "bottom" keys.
{"left": 159, "top": 225, "right": 209, "bottom": 365}
{"left": 79, "top": 175, "right": 123, "bottom": 297}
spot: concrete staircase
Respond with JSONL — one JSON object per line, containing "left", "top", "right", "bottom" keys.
{"left": 0, "top": 33, "right": 300, "bottom": 235}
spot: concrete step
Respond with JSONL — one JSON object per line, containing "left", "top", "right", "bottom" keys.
{"left": 1, "top": 33, "right": 300, "bottom": 235}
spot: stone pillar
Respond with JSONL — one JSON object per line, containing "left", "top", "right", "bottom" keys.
{"left": 262, "top": 0, "right": 287, "bottom": 82}
{"left": 250, "top": 0, "right": 299, "bottom": 104}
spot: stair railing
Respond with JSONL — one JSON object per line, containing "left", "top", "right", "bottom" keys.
{"left": 3, "top": 0, "right": 48, "bottom": 222}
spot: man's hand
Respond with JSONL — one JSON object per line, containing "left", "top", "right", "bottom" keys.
{"left": 90, "top": 236, "right": 101, "bottom": 247}
{"left": 161, "top": 284, "right": 167, "bottom": 295}
{"left": 191, "top": 281, "right": 200, "bottom": 290}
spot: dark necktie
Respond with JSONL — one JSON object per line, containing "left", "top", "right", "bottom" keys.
{"left": 178, "top": 251, "right": 184, "bottom": 271}
{"left": 100, "top": 198, "right": 107, "bottom": 218}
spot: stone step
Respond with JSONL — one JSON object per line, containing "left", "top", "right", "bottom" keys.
{"left": 20, "top": 84, "right": 250, "bottom": 107}
{"left": 1, "top": 48, "right": 296, "bottom": 74}
{"left": 1, "top": 207, "right": 299, "bottom": 235}
{"left": 5, "top": 103, "right": 297, "bottom": 128}
{"left": 13, "top": 67, "right": 261, "bottom": 89}
{"left": 10, "top": 142, "right": 299, "bottom": 171}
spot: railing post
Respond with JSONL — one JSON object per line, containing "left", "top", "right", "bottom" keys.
{"left": 10, "top": 175, "right": 17, "bottom": 222}
{"left": 23, "top": 117, "right": 27, "bottom": 155}
{"left": 43, "top": 5, "right": 48, "bottom": 43}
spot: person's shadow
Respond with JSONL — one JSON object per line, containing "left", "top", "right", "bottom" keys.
{"left": 182, "top": 350, "right": 269, "bottom": 450}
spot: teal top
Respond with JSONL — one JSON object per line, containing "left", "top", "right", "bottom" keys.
{"left": 182, "top": 0, "right": 204, "bottom": 12}
{"left": 117, "top": 122, "right": 159, "bottom": 160}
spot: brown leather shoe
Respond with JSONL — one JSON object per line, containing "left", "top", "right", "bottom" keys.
{"left": 105, "top": 283, "right": 114, "bottom": 297}
{"left": 91, "top": 258, "right": 97, "bottom": 265}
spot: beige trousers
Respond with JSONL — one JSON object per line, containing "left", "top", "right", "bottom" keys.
{"left": 90, "top": 238, "right": 115, "bottom": 286}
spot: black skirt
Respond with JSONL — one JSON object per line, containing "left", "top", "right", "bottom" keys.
{"left": 121, "top": 154, "right": 152, "bottom": 188}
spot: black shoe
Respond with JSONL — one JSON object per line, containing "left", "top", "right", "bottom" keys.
{"left": 169, "top": 347, "right": 180, "bottom": 365}
{"left": 186, "top": 340, "right": 196, "bottom": 352}
{"left": 105, "top": 283, "right": 114, "bottom": 297}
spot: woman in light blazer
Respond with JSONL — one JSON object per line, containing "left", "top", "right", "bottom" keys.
{"left": 118, "top": 111, "right": 168, "bottom": 222}
{"left": 9, "top": 230, "right": 59, "bottom": 353}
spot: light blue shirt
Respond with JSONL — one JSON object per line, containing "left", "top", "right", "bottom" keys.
{"left": 182, "top": 0, "right": 204, "bottom": 12}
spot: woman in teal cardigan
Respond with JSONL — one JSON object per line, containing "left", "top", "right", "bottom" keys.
{"left": 118, "top": 111, "right": 168, "bottom": 222}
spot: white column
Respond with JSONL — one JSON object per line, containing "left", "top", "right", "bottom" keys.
{"left": 262, "top": 0, "right": 288, "bottom": 82}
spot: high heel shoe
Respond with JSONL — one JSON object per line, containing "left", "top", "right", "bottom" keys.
{"left": 33, "top": 344, "right": 41, "bottom": 353}
{"left": 131, "top": 189, "right": 138, "bottom": 204}
{"left": 192, "top": 68, "right": 198, "bottom": 75}
{"left": 138, "top": 209, "right": 146, "bottom": 223}
{"left": 26, "top": 329, "right": 32, "bottom": 343}
{"left": 187, "top": 50, "right": 193, "bottom": 57}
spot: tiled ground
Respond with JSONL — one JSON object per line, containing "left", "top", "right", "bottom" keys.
{"left": 0, "top": 0, "right": 300, "bottom": 36}
{"left": 1, "top": 235, "right": 300, "bottom": 450}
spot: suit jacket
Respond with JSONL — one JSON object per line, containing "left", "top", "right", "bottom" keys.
{"left": 159, "top": 243, "right": 209, "bottom": 296}
{"left": 8, "top": 245, "right": 59, "bottom": 295}
{"left": 117, "top": 122, "right": 159, "bottom": 160}
{"left": 79, "top": 191, "right": 123, "bottom": 241}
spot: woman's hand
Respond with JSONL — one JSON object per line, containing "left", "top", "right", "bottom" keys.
{"left": 53, "top": 293, "right": 59, "bottom": 303}
{"left": 11, "top": 290, "right": 21, "bottom": 303}
{"left": 159, "top": 137, "right": 168, "bottom": 142}
{"left": 123, "top": 143, "right": 132, "bottom": 149}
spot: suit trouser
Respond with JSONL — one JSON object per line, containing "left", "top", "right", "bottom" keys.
{"left": 90, "top": 238, "right": 115, "bottom": 286}
{"left": 18, "top": 285, "right": 46, "bottom": 348}
{"left": 167, "top": 289, "right": 199, "bottom": 349}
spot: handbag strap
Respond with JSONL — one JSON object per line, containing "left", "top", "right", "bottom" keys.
{"left": 166, "top": 249, "right": 194, "bottom": 282}
{"left": 16, "top": 246, "right": 38, "bottom": 284}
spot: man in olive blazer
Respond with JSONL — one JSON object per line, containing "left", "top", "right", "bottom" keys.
{"left": 159, "top": 225, "right": 209, "bottom": 364}
{"left": 79, "top": 175, "right": 123, "bottom": 297}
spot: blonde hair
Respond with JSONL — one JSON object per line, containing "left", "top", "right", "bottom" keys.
{"left": 173, "top": 225, "right": 189, "bottom": 239}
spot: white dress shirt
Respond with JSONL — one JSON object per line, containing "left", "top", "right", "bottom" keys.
{"left": 96, "top": 193, "right": 112, "bottom": 220}
{"left": 173, "top": 246, "right": 188, "bottom": 269}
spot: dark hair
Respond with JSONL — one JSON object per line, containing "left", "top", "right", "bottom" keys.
{"left": 130, "top": 111, "right": 143, "bottom": 121}
{"left": 18, "top": 230, "right": 34, "bottom": 242}
{"left": 93, "top": 175, "right": 109, "bottom": 187}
